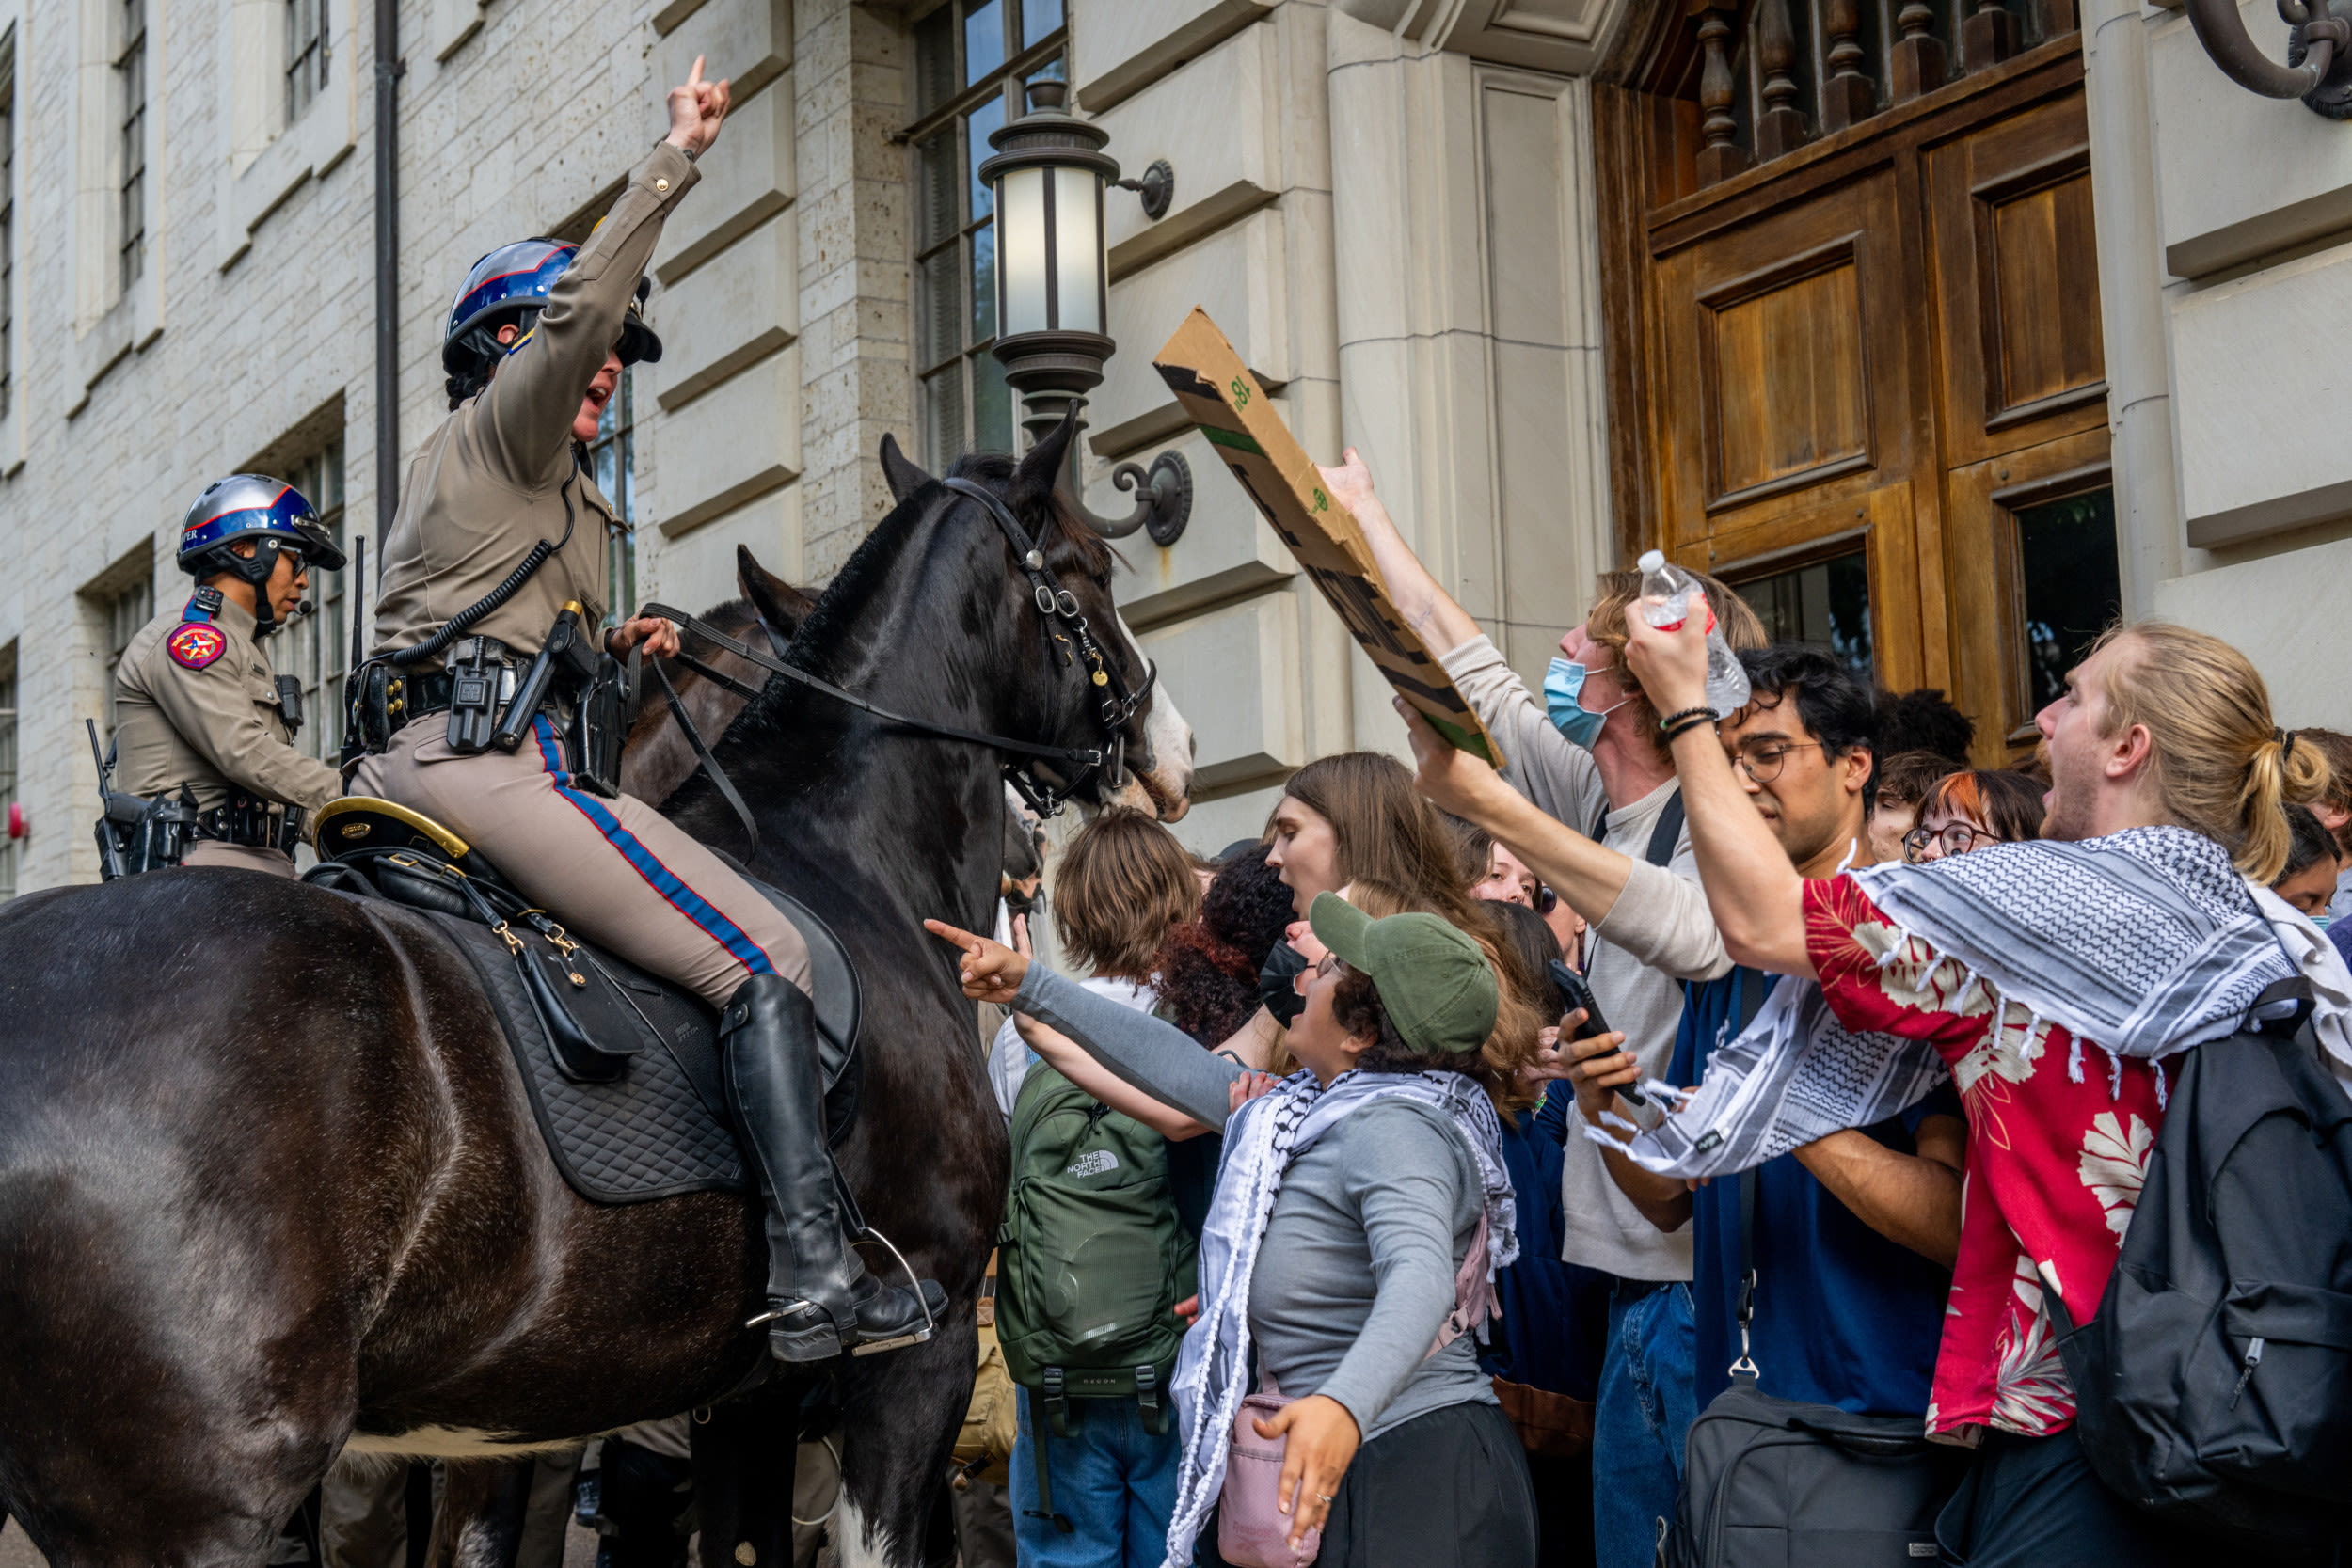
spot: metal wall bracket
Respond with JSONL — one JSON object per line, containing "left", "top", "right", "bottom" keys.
{"left": 2185, "top": 0, "right": 2352, "bottom": 117}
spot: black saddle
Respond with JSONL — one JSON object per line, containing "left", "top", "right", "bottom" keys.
{"left": 304, "top": 798, "right": 862, "bottom": 1205}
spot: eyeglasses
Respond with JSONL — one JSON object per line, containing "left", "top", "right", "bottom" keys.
{"left": 1732, "top": 741, "right": 1825, "bottom": 784}
{"left": 1902, "top": 822, "right": 2004, "bottom": 863}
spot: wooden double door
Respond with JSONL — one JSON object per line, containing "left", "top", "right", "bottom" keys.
{"left": 1598, "top": 6, "right": 2118, "bottom": 762}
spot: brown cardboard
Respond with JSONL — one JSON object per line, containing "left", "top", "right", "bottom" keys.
{"left": 1152, "top": 308, "right": 1505, "bottom": 768}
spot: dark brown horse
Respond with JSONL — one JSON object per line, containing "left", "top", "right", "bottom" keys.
{"left": 0, "top": 420, "right": 1191, "bottom": 1568}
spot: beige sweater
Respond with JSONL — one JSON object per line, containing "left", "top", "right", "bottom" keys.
{"left": 1441, "top": 636, "right": 1732, "bottom": 1281}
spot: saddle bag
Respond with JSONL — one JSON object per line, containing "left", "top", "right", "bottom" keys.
{"left": 2048, "top": 980, "right": 2352, "bottom": 1555}
{"left": 350, "top": 846, "right": 644, "bottom": 1084}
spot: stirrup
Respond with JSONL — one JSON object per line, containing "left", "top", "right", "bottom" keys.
{"left": 846, "top": 1222, "right": 939, "bottom": 1357}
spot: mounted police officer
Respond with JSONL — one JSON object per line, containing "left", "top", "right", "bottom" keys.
{"left": 349, "top": 58, "right": 941, "bottom": 1364}
{"left": 103, "top": 476, "right": 347, "bottom": 877}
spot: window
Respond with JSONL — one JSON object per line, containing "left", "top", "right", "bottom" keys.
{"left": 286, "top": 0, "right": 327, "bottom": 122}
{"left": 1733, "top": 547, "right": 1874, "bottom": 684}
{"left": 280, "top": 443, "right": 348, "bottom": 761}
{"left": 1, "top": 38, "right": 14, "bottom": 422}
{"left": 907, "top": 0, "right": 1067, "bottom": 471}
{"left": 587, "top": 367, "right": 637, "bottom": 626}
{"left": 0, "top": 650, "right": 16, "bottom": 901}
{"left": 102, "top": 575, "right": 153, "bottom": 743}
{"left": 2013, "top": 486, "right": 2120, "bottom": 715}
{"left": 116, "top": 0, "right": 147, "bottom": 294}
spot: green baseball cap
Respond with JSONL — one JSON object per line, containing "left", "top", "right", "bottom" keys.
{"left": 1308, "top": 892, "right": 1498, "bottom": 1056}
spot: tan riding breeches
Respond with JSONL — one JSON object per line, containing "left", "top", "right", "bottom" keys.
{"left": 351, "top": 713, "right": 809, "bottom": 1008}
{"left": 183, "top": 841, "right": 298, "bottom": 876}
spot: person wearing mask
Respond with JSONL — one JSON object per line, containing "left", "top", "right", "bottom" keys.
{"left": 1901, "top": 768, "right": 2046, "bottom": 863}
{"left": 1411, "top": 645, "right": 1965, "bottom": 1457}
{"left": 348, "top": 62, "right": 938, "bottom": 1363}
{"left": 1614, "top": 613, "right": 2341, "bottom": 1564}
{"left": 1326, "top": 449, "right": 1759, "bottom": 1568}
{"left": 107, "top": 477, "right": 347, "bottom": 875}
{"left": 925, "top": 896, "right": 1538, "bottom": 1568}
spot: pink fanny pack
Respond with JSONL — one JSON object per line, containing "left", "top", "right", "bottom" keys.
{"left": 1214, "top": 1216, "right": 1494, "bottom": 1567}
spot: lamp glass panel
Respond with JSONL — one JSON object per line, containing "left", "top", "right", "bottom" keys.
{"left": 998, "top": 166, "right": 1050, "bottom": 338}
{"left": 1050, "top": 166, "right": 1102, "bottom": 334}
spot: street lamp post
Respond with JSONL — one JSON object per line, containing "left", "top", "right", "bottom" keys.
{"left": 978, "top": 81, "right": 1193, "bottom": 546}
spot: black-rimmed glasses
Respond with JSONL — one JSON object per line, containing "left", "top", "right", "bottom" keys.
{"left": 1902, "top": 822, "right": 2004, "bottom": 863}
{"left": 1733, "top": 741, "right": 1825, "bottom": 784}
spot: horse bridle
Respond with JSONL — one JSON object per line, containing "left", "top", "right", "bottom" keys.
{"left": 638, "top": 475, "right": 1155, "bottom": 847}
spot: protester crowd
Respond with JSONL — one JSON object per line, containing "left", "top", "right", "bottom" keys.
{"left": 927, "top": 442, "right": 2352, "bottom": 1568}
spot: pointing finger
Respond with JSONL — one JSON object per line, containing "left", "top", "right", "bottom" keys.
{"left": 689, "top": 54, "right": 705, "bottom": 86}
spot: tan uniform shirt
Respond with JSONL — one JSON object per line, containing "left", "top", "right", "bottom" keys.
{"left": 113, "top": 592, "right": 345, "bottom": 817}
{"left": 371, "top": 142, "right": 699, "bottom": 665}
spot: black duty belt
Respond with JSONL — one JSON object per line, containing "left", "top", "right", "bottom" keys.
{"left": 198, "top": 800, "right": 306, "bottom": 854}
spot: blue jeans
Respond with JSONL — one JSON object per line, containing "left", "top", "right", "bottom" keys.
{"left": 1010, "top": 1389, "right": 1181, "bottom": 1568}
{"left": 1592, "top": 1279, "right": 1696, "bottom": 1568}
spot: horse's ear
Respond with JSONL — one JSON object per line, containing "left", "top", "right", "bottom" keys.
{"left": 879, "top": 433, "right": 931, "bottom": 504}
{"left": 1009, "top": 403, "right": 1079, "bottom": 515}
{"left": 737, "top": 545, "right": 814, "bottom": 639}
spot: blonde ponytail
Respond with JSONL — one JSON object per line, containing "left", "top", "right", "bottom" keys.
{"left": 2092, "top": 624, "right": 2332, "bottom": 885}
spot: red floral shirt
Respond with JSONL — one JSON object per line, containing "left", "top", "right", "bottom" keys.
{"left": 1804, "top": 875, "right": 2168, "bottom": 1442}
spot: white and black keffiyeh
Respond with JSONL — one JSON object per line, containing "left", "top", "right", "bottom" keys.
{"left": 1598, "top": 826, "right": 2352, "bottom": 1180}
{"left": 1160, "top": 1069, "right": 1516, "bottom": 1568}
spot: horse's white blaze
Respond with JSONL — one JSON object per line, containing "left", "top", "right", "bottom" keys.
{"left": 1120, "top": 614, "right": 1194, "bottom": 821}
{"left": 342, "top": 1425, "right": 599, "bottom": 1460}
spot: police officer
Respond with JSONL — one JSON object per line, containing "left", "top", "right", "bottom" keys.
{"left": 352, "top": 59, "right": 940, "bottom": 1364}
{"left": 110, "top": 476, "right": 346, "bottom": 876}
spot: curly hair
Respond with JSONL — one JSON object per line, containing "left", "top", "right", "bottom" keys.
{"left": 1152, "top": 847, "right": 1296, "bottom": 1044}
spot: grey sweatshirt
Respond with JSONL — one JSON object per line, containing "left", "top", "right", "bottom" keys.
{"left": 1012, "top": 964, "right": 1497, "bottom": 1442}
{"left": 1441, "top": 634, "right": 1733, "bottom": 1282}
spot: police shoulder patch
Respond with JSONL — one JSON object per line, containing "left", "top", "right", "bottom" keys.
{"left": 167, "top": 622, "right": 229, "bottom": 670}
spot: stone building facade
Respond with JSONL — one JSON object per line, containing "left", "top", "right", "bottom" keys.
{"left": 0, "top": 0, "right": 1629, "bottom": 892}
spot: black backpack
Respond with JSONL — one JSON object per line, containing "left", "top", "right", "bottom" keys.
{"left": 2049, "top": 980, "right": 2352, "bottom": 1554}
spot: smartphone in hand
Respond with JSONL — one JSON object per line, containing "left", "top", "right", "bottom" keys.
{"left": 1549, "top": 958, "right": 1645, "bottom": 1108}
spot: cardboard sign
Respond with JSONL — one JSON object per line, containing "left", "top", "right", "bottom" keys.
{"left": 1152, "top": 308, "right": 1505, "bottom": 768}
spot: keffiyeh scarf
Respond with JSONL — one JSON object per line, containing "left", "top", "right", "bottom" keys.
{"left": 1161, "top": 1069, "right": 1518, "bottom": 1568}
{"left": 1598, "top": 826, "right": 2352, "bottom": 1180}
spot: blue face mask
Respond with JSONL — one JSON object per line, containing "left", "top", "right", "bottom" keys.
{"left": 1544, "top": 657, "right": 1629, "bottom": 751}
{"left": 2314, "top": 914, "right": 2334, "bottom": 932}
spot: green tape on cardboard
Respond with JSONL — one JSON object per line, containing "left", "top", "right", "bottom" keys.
{"left": 1419, "top": 707, "right": 1496, "bottom": 767}
{"left": 1200, "top": 425, "right": 1266, "bottom": 457}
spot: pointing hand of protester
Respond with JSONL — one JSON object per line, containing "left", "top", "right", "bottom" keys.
{"left": 1396, "top": 699, "right": 1516, "bottom": 823}
{"left": 922, "top": 918, "right": 1028, "bottom": 1005}
{"left": 1618, "top": 586, "right": 1715, "bottom": 718}
{"left": 665, "top": 55, "right": 731, "bottom": 158}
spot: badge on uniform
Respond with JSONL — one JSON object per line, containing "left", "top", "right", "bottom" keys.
{"left": 167, "top": 622, "right": 229, "bottom": 669}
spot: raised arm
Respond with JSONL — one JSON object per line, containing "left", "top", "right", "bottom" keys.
{"left": 1012, "top": 1014, "right": 1212, "bottom": 1139}
{"left": 1620, "top": 603, "right": 1815, "bottom": 977}
{"left": 1319, "top": 449, "right": 1482, "bottom": 657}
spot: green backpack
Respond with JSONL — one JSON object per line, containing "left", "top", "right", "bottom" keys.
{"left": 998, "top": 1061, "right": 1198, "bottom": 1518}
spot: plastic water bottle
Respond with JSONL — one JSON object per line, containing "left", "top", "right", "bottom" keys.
{"left": 1638, "top": 549, "right": 1750, "bottom": 713}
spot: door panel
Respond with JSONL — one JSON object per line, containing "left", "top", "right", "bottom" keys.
{"left": 1928, "top": 92, "right": 2107, "bottom": 466}
{"left": 1941, "top": 423, "right": 2110, "bottom": 760}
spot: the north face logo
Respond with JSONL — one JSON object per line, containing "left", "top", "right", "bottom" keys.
{"left": 1066, "top": 1149, "right": 1119, "bottom": 1179}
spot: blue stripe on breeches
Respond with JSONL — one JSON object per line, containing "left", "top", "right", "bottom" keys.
{"left": 531, "top": 716, "right": 777, "bottom": 979}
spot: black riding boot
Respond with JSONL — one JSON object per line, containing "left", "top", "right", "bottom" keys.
{"left": 721, "top": 973, "right": 946, "bottom": 1362}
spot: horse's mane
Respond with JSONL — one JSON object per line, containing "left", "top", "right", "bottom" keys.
{"left": 718, "top": 450, "right": 1114, "bottom": 756}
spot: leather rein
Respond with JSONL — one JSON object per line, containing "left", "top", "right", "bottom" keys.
{"left": 635, "top": 477, "right": 1155, "bottom": 849}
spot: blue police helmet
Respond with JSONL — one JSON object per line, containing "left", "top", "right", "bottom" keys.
{"left": 178, "top": 475, "right": 347, "bottom": 579}
{"left": 442, "top": 237, "right": 661, "bottom": 378}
